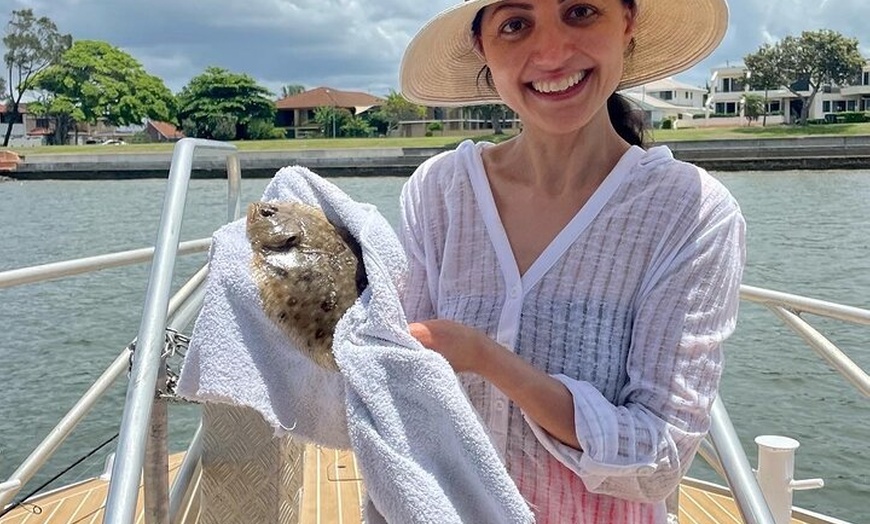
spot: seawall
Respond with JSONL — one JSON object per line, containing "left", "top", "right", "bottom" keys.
{"left": 6, "top": 135, "right": 870, "bottom": 180}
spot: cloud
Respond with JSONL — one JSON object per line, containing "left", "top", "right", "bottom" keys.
{"left": 1, "top": 0, "right": 867, "bottom": 98}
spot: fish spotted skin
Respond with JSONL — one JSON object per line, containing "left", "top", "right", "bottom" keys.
{"left": 246, "top": 201, "right": 367, "bottom": 371}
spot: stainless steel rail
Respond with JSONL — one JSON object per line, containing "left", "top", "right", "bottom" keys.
{"left": 104, "top": 138, "right": 241, "bottom": 524}
{"left": 709, "top": 398, "right": 777, "bottom": 524}
{"left": 696, "top": 285, "right": 870, "bottom": 524}
{"left": 0, "top": 239, "right": 210, "bottom": 290}
{"left": 740, "top": 284, "right": 870, "bottom": 397}
{"left": 0, "top": 265, "right": 208, "bottom": 509}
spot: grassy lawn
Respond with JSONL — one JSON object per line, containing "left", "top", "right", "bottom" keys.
{"left": 8, "top": 122, "right": 870, "bottom": 156}
{"left": 9, "top": 135, "right": 470, "bottom": 156}
{"left": 649, "top": 122, "right": 870, "bottom": 142}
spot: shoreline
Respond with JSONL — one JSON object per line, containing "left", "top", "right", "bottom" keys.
{"left": 3, "top": 135, "right": 870, "bottom": 180}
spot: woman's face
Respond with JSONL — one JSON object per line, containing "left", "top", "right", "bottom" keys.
{"left": 477, "top": 0, "right": 636, "bottom": 135}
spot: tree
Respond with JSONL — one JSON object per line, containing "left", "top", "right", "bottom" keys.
{"left": 177, "top": 67, "right": 276, "bottom": 140}
{"left": 32, "top": 40, "right": 175, "bottom": 143}
{"left": 280, "top": 84, "right": 306, "bottom": 98}
{"left": 342, "top": 115, "right": 375, "bottom": 138}
{"left": 372, "top": 91, "right": 426, "bottom": 135}
{"left": 745, "top": 30, "right": 864, "bottom": 126}
{"left": 742, "top": 94, "right": 764, "bottom": 126}
{"left": 2, "top": 9, "right": 72, "bottom": 146}
{"left": 25, "top": 90, "right": 82, "bottom": 145}
{"left": 743, "top": 44, "right": 781, "bottom": 126}
{"left": 468, "top": 104, "right": 508, "bottom": 134}
{"left": 313, "top": 105, "right": 352, "bottom": 138}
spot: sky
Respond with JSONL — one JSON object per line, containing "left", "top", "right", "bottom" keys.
{"left": 2, "top": 0, "right": 869, "bottom": 99}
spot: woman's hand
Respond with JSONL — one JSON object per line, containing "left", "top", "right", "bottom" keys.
{"left": 408, "top": 319, "right": 496, "bottom": 374}
{"left": 410, "top": 319, "right": 581, "bottom": 449}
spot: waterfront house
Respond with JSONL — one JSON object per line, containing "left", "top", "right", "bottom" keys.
{"left": 275, "top": 87, "right": 384, "bottom": 138}
{"left": 0, "top": 103, "right": 48, "bottom": 147}
{"left": 396, "top": 105, "right": 522, "bottom": 138}
{"left": 620, "top": 77, "right": 707, "bottom": 127}
{"left": 706, "top": 60, "right": 870, "bottom": 124}
{"left": 145, "top": 120, "right": 185, "bottom": 142}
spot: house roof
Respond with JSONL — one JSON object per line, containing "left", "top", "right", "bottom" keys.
{"left": 626, "top": 77, "right": 707, "bottom": 93}
{"left": 148, "top": 120, "right": 185, "bottom": 140}
{"left": 621, "top": 91, "right": 704, "bottom": 114}
{"left": 275, "top": 87, "right": 384, "bottom": 114}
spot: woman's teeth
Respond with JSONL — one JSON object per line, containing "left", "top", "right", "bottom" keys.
{"left": 531, "top": 71, "right": 587, "bottom": 94}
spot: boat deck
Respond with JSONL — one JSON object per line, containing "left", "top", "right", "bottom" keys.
{"left": 0, "top": 446, "right": 824, "bottom": 523}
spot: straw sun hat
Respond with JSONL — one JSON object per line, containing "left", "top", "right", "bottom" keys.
{"left": 400, "top": 0, "right": 729, "bottom": 107}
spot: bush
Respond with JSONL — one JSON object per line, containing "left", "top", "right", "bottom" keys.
{"left": 660, "top": 118, "right": 674, "bottom": 130}
{"left": 426, "top": 121, "right": 444, "bottom": 134}
{"left": 246, "top": 119, "right": 282, "bottom": 140}
{"left": 839, "top": 112, "right": 868, "bottom": 123}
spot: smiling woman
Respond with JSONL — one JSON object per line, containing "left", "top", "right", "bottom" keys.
{"left": 398, "top": 0, "right": 741, "bottom": 523}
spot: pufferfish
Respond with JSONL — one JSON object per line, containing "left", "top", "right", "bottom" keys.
{"left": 246, "top": 201, "right": 367, "bottom": 371}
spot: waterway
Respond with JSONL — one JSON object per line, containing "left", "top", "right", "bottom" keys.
{"left": 0, "top": 169, "right": 868, "bottom": 521}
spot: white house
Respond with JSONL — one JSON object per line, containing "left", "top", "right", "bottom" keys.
{"left": 621, "top": 77, "right": 707, "bottom": 127}
{"left": 706, "top": 60, "right": 870, "bottom": 123}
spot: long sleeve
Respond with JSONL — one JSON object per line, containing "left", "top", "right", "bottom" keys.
{"left": 399, "top": 161, "right": 438, "bottom": 323}
{"left": 525, "top": 177, "right": 746, "bottom": 501}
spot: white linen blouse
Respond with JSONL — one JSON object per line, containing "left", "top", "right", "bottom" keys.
{"left": 399, "top": 140, "right": 746, "bottom": 523}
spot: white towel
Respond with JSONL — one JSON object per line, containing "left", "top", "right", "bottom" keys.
{"left": 177, "top": 166, "right": 534, "bottom": 524}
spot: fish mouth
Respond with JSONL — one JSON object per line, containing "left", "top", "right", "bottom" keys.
{"left": 530, "top": 70, "right": 588, "bottom": 94}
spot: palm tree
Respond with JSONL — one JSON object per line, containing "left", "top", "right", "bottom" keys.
{"left": 280, "top": 84, "right": 306, "bottom": 98}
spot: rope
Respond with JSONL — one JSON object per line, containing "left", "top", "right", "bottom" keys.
{"left": 0, "top": 432, "right": 119, "bottom": 518}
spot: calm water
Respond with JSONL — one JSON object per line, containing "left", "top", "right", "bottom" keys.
{"left": 0, "top": 170, "right": 868, "bottom": 522}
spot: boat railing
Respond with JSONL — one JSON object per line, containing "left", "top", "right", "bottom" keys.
{"left": 2, "top": 137, "right": 868, "bottom": 524}
{"left": 101, "top": 138, "right": 241, "bottom": 524}
{"left": 0, "top": 262, "right": 209, "bottom": 511}
{"left": 0, "top": 138, "right": 241, "bottom": 522}
{"left": 698, "top": 285, "right": 870, "bottom": 524}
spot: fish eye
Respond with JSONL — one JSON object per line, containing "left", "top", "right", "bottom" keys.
{"left": 259, "top": 206, "right": 277, "bottom": 218}
{"left": 282, "top": 235, "right": 300, "bottom": 249}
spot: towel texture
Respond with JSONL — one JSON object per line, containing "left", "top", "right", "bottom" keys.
{"left": 177, "top": 166, "right": 533, "bottom": 524}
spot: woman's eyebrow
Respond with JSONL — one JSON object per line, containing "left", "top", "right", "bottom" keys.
{"left": 489, "top": 2, "right": 535, "bottom": 16}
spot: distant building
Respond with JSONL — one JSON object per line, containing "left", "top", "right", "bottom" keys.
{"left": 146, "top": 120, "right": 185, "bottom": 142}
{"left": 0, "top": 103, "right": 48, "bottom": 147}
{"left": 707, "top": 59, "right": 870, "bottom": 124}
{"left": 621, "top": 77, "right": 707, "bottom": 127}
{"left": 275, "top": 87, "right": 384, "bottom": 138}
{"left": 396, "top": 106, "right": 521, "bottom": 138}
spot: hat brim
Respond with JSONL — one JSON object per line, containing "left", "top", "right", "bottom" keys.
{"left": 400, "top": 0, "right": 729, "bottom": 107}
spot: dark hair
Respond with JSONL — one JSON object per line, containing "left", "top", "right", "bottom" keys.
{"left": 470, "top": 0, "right": 646, "bottom": 147}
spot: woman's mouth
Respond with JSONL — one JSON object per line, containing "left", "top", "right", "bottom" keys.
{"left": 530, "top": 70, "right": 588, "bottom": 94}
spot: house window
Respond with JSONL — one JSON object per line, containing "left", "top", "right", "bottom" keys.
{"left": 847, "top": 100, "right": 856, "bottom": 111}
{"left": 659, "top": 91, "right": 673, "bottom": 100}
{"left": 823, "top": 101, "right": 831, "bottom": 113}
{"left": 0, "top": 112, "right": 24, "bottom": 124}
{"left": 715, "top": 102, "right": 737, "bottom": 114}
{"left": 767, "top": 101, "right": 781, "bottom": 113}
{"left": 834, "top": 100, "right": 847, "bottom": 112}
{"left": 722, "top": 77, "right": 745, "bottom": 93}
{"left": 864, "top": 72, "right": 869, "bottom": 85}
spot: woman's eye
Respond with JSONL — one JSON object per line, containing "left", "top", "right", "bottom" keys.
{"left": 567, "top": 5, "right": 597, "bottom": 21}
{"left": 500, "top": 18, "right": 527, "bottom": 34}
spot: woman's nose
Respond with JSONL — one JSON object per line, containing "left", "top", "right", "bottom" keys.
{"left": 529, "top": 25, "right": 576, "bottom": 68}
